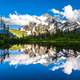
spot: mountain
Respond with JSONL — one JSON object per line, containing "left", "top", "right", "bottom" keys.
{"left": 1, "top": 13, "right": 80, "bottom": 36}
{"left": 19, "top": 13, "right": 80, "bottom": 36}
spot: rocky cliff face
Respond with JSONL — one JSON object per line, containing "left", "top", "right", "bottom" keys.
{"left": 19, "top": 14, "right": 80, "bottom": 36}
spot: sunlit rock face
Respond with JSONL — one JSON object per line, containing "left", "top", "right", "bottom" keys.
{"left": 0, "top": 44, "right": 80, "bottom": 75}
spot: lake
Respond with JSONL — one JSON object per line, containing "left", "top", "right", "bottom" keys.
{"left": 0, "top": 44, "right": 80, "bottom": 80}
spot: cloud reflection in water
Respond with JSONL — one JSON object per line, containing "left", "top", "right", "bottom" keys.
{"left": 1, "top": 44, "right": 80, "bottom": 75}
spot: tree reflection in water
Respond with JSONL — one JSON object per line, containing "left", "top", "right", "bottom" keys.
{"left": 0, "top": 49, "right": 9, "bottom": 64}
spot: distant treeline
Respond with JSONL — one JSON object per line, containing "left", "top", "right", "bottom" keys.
{"left": 1, "top": 31, "right": 80, "bottom": 47}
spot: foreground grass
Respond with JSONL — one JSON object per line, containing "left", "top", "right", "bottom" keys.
{"left": 9, "top": 29, "right": 25, "bottom": 37}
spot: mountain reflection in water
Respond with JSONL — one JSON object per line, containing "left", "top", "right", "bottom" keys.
{"left": 0, "top": 44, "right": 80, "bottom": 75}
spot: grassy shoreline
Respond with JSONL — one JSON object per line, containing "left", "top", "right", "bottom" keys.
{"left": 1, "top": 39, "right": 80, "bottom": 49}
{"left": 6, "top": 37, "right": 80, "bottom": 47}
{"left": 1, "top": 31, "right": 80, "bottom": 47}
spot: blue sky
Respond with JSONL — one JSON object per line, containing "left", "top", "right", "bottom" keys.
{"left": 0, "top": 0, "right": 79, "bottom": 17}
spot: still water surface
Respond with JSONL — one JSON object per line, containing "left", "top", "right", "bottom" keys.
{"left": 0, "top": 44, "right": 80, "bottom": 80}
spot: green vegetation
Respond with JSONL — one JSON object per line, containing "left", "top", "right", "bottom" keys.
{"left": 1, "top": 31, "right": 80, "bottom": 47}
{"left": 8, "top": 31, "right": 80, "bottom": 47}
{"left": 9, "top": 29, "right": 26, "bottom": 38}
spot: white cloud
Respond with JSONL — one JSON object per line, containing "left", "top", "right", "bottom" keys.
{"left": 63, "top": 5, "right": 77, "bottom": 21}
{"left": 2, "top": 13, "right": 48, "bottom": 26}
{"left": 9, "top": 14, "right": 38, "bottom": 25}
{"left": 51, "top": 5, "right": 80, "bottom": 22}
{"left": 51, "top": 9, "right": 60, "bottom": 14}
{"left": 1, "top": 5, "right": 80, "bottom": 26}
